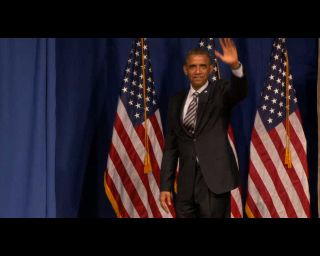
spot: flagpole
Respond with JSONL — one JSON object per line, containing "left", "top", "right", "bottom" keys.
{"left": 140, "top": 38, "right": 152, "bottom": 174}
{"left": 284, "top": 48, "right": 292, "bottom": 168}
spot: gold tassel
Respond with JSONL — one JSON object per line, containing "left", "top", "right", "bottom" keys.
{"left": 285, "top": 146, "right": 292, "bottom": 168}
{"left": 144, "top": 153, "right": 152, "bottom": 174}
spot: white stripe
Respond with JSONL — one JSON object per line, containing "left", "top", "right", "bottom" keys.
{"left": 155, "top": 111, "right": 164, "bottom": 133}
{"left": 247, "top": 175, "right": 272, "bottom": 218}
{"left": 228, "top": 133, "right": 243, "bottom": 217}
{"left": 145, "top": 114, "right": 163, "bottom": 169}
{"left": 107, "top": 157, "right": 140, "bottom": 218}
{"left": 275, "top": 122, "right": 310, "bottom": 202}
{"left": 231, "top": 188, "right": 243, "bottom": 218}
{"left": 112, "top": 129, "right": 154, "bottom": 217}
{"left": 250, "top": 141, "right": 288, "bottom": 217}
{"left": 255, "top": 114, "right": 306, "bottom": 217}
{"left": 228, "top": 134, "right": 239, "bottom": 168}
{"left": 290, "top": 112, "right": 307, "bottom": 152}
{"left": 147, "top": 173, "right": 173, "bottom": 218}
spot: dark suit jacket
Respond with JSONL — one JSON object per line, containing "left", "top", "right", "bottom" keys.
{"left": 160, "top": 74, "right": 248, "bottom": 198}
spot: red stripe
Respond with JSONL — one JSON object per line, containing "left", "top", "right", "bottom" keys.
{"left": 252, "top": 128, "right": 297, "bottom": 217}
{"left": 246, "top": 192, "right": 262, "bottom": 218}
{"left": 249, "top": 159, "right": 280, "bottom": 217}
{"left": 231, "top": 193, "right": 242, "bottom": 218}
{"left": 109, "top": 143, "right": 147, "bottom": 217}
{"left": 105, "top": 170, "right": 130, "bottom": 218}
{"left": 269, "top": 124, "right": 310, "bottom": 217}
{"left": 114, "top": 114, "right": 163, "bottom": 218}
{"left": 149, "top": 114, "right": 164, "bottom": 149}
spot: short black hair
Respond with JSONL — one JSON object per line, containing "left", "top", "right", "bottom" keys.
{"left": 185, "top": 47, "right": 212, "bottom": 65}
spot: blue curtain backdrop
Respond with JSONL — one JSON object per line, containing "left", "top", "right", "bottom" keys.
{"left": 0, "top": 38, "right": 56, "bottom": 217}
{"left": 0, "top": 38, "right": 318, "bottom": 217}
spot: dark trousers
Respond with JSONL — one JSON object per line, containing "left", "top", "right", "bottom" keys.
{"left": 175, "top": 162, "right": 231, "bottom": 218}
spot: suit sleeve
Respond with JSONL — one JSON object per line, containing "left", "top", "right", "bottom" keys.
{"left": 224, "top": 71, "right": 248, "bottom": 106}
{"left": 160, "top": 98, "right": 179, "bottom": 192}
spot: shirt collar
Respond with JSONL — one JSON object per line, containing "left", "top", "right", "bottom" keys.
{"left": 188, "top": 81, "right": 209, "bottom": 97}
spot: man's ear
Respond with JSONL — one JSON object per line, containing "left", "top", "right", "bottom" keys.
{"left": 183, "top": 65, "right": 188, "bottom": 76}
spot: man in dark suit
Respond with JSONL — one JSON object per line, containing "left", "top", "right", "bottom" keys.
{"left": 160, "top": 38, "right": 247, "bottom": 218}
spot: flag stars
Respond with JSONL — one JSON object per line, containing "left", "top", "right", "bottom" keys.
{"left": 274, "top": 54, "right": 279, "bottom": 60}
{"left": 274, "top": 88, "right": 279, "bottom": 94}
{"left": 124, "top": 77, "right": 129, "bottom": 83}
{"left": 267, "top": 118, "right": 273, "bottom": 124}
{"left": 137, "top": 93, "right": 142, "bottom": 99}
{"left": 279, "top": 102, "right": 284, "bottom": 107}
{"left": 122, "top": 87, "right": 128, "bottom": 93}
{"left": 264, "top": 95, "right": 269, "bottom": 100}
{"left": 267, "top": 85, "right": 272, "bottom": 90}
{"left": 134, "top": 113, "right": 140, "bottom": 119}
{"left": 135, "top": 103, "right": 141, "bottom": 109}
{"left": 269, "top": 108, "right": 275, "bottom": 114}
{"left": 272, "top": 65, "right": 277, "bottom": 70}
{"left": 277, "top": 111, "right": 283, "bottom": 117}
{"left": 261, "top": 105, "right": 267, "bottom": 111}
{"left": 269, "top": 75, "right": 274, "bottom": 80}
{"left": 272, "top": 98, "right": 277, "bottom": 104}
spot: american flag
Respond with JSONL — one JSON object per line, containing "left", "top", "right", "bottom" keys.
{"left": 245, "top": 38, "right": 310, "bottom": 218}
{"left": 199, "top": 38, "right": 243, "bottom": 218}
{"left": 104, "top": 38, "right": 175, "bottom": 218}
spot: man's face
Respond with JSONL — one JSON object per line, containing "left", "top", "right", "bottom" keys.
{"left": 183, "top": 54, "right": 213, "bottom": 90}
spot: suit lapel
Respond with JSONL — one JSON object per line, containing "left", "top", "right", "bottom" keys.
{"left": 195, "top": 82, "right": 215, "bottom": 135}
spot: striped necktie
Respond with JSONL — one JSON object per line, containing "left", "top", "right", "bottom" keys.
{"left": 183, "top": 91, "right": 199, "bottom": 133}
